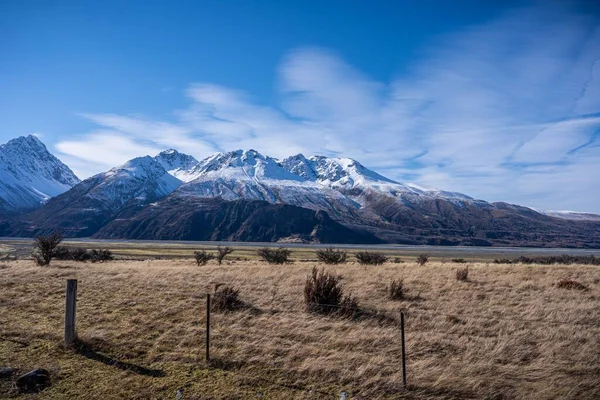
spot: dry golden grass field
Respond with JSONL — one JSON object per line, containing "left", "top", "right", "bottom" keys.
{"left": 1, "top": 255, "right": 599, "bottom": 399}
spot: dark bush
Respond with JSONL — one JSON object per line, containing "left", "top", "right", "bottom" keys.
{"left": 456, "top": 266, "right": 469, "bottom": 282}
{"left": 316, "top": 247, "right": 347, "bottom": 264}
{"left": 392, "top": 257, "right": 404, "bottom": 264}
{"left": 387, "top": 279, "right": 404, "bottom": 300}
{"left": 452, "top": 258, "right": 467, "bottom": 263}
{"left": 556, "top": 279, "right": 588, "bottom": 290}
{"left": 257, "top": 247, "right": 292, "bottom": 264}
{"left": 416, "top": 254, "right": 429, "bottom": 266}
{"left": 194, "top": 250, "right": 214, "bottom": 266}
{"left": 33, "top": 232, "right": 63, "bottom": 266}
{"left": 304, "top": 267, "right": 344, "bottom": 314}
{"left": 494, "top": 255, "right": 599, "bottom": 265}
{"left": 355, "top": 251, "right": 387, "bottom": 265}
{"left": 54, "top": 247, "right": 91, "bottom": 261}
{"left": 216, "top": 246, "right": 234, "bottom": 265}
{"left": 90, "top": 249, "right": 113, "bottom": 263}
{"left": 211, "top": 284, "right": 244, "bottom": 312}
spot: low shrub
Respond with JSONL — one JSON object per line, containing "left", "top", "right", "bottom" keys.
{"left": 54, "top": 246, "right": 91, "bottom": 261}
{"left": 456, "top": 266, "right": 469, "bottom": 282}
{"left": 355, "top": 251, "right": 387, "bottom": 265}
{"left": 304, "top": 267, "right": 344, "bottom": 314}
{"left": 211, "top": 285, "right": 244, "bottom": 312}
{"left": 494, "top": 255, "right": 600, "bottom": 265}
{"left": 90, "top": 249, "right": 113, "bottom": 263}
{"left": 257, "top": 247, "right": 292, "bottom": 264}
{"left": 194, "top": 250, "right": 214, "bottom": 266}
{"left": 556, "top": 279, "right": 588, "bottom": 290}
{"left": 387, "top": 279, "right": 404, "bottom": 300}
{"left": 316, "top": 247, "right": 347, "bottom": 264}
{"left": 53, "top": 247, "right": 112, "bottom": 262}
{"left": 452, "top": 258, "right": 467, "bottom": 263}
{"left": 392, "top": 257, "right": 404, "bottom": 264}
{"left": 416, "top": 254, "right": 429, "bottom": 266}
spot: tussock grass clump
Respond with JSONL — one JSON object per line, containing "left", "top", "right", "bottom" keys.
{"left": 212, "top": 285, "right": 244, "bottom": 312}
{"left": 338, "top": 294, "right": 361, "bottom": 319}
{"left": 416, "top": 254, "right": 429, "bottom": 266}
{"left": 316, "top": 247, "right": 347, "bottom": 264}
{"left": 257, "top": 247, "right": 292, "bottom": 264}
{"left": 194, "top": 250, "right": 214, "bottom": 266}
{"left": 556, "top": 279, "right": 588, "bottom": 291}
{"left": 304, "top": 267, "right": 361, "bottom": 318}
{"left": 304, "top": 267, "right": 344, "bottom": 314}
{"left": 387, "top": 279, "right": 404, "bottom": 300}
{"left": 355, "top": 251, "right": 387, "bottom": 265}
{"left": 456, "top": 266, "right": 469, "bottom": 282}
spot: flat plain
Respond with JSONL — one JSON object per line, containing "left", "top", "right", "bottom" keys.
{"left": 0, "top": 245, "right": 599, "bottom": 399}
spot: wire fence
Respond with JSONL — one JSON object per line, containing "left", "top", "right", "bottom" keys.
{"left": 55, "top": 280, "right": 600, "bottom": 398}
{"left": 244, "top": 300, "right": 600, "bottom": 328}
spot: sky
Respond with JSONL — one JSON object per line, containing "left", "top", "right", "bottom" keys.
{"left": 1, "top": 0, "right": 600, "bottom": 213}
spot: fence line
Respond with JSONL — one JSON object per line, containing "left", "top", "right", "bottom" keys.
{"left": 250, "top": 300, "right": 600, "bottom": 328}
{"left": 58, "top": 280, "right": 598, "bottom": 398}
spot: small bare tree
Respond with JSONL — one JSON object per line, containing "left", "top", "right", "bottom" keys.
{"left": 216, "top": 246, "right": 234, "bottom": 265}
{"left": 33, "top": 232, "right": 63, "bottom": 266}
{"left": 416, "top": 254, "right": 429, "bottom": 266}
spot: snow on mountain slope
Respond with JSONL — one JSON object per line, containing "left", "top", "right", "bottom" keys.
{"left": 0, "top": 135, "right": 80, "bottom": 210}
{"left": 281, "top": 154, "right": 472, "bottom": 202}
{"left": 154, "top": 149, "right": 200, "bottom": 182}
{"left": 176, "top": 150, "right": 359, "bottom": 214}
{"left": 86, "top": 156, "right": 182, "bottom": 205}
{"left": 530, "top": 208, "right": 600, "bottom": 222}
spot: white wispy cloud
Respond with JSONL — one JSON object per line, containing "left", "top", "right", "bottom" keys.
{"left": 55, "top": 2, "right": 600, "bottom": 212}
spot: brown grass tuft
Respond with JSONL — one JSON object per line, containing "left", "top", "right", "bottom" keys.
{"left": 456, "top": 266, "right": 469, "bottom": 281}
{"left": 556, "top": 279, "right": 588, "bottom": 290}
{"left": 387, "top": 278, "right": 404, "bottom": 300}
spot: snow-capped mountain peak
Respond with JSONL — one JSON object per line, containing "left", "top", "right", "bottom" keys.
{"left": 281, "top": 153, "right": 472, "bottom": 202}
{"left": 192, "top": 149, "right": 305, "bottom": 182}
{"left": 175, "top": 149, "right": 358, "bottom": 214}
{"left": 154, "top": 149, "right": 199, "bottom": 182}
{"left": 84, "top": 156, "right": 182, "bottom": 205}
{"left": 0, "top": 135, "right": 80, "bottom": 210}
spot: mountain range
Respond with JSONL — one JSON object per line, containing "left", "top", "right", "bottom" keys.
{"left": 1, "top": 135, "right": 599, "bottom": 247}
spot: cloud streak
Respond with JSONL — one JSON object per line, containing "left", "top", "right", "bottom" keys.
{"left": 56, "top": 2, "right": 600, "bottom": 212}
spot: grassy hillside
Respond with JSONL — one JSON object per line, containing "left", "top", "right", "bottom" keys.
{"left": 1, "top": 258, "right": 598, "bottom": 399}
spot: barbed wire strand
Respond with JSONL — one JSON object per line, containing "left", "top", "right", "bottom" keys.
{"left": 205, "top": 295, "right": 600, "bottom": 328}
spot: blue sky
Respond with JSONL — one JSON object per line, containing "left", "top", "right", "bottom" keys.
{"left": 2, "top": 0, "right": 600, "bottom": 212}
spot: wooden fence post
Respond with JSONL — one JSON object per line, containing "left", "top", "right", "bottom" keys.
{"left": 65, "top": 279, "right": 78, "bottom": 346}
{"left": 206, "top": 293, "right": 211, "bottom": 362}
{"left": 400, "top": 311, "right": 407, "bottom": 388}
